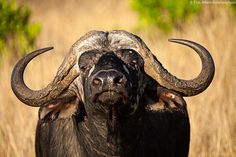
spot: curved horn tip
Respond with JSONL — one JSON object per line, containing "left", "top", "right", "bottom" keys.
{"left": 168, "top": 38, "right": 176, "bottom": 42}
{"left": 41, "top": 47, "right": 54, "bottom": 51}
{"left": 24, "top": 47, "right": 54, "bottom": 57}
{"left": 33, "top": 47, "right": 54, "bottom": 54}
{"left": 168, "top": 39, "right": 202, "bottom": 47}
{"left": 168, "top": 38, "right": 188, "bottom": 43}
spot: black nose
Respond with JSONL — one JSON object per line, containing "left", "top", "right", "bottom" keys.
{"left": 92, "top": 69, "right": 126, "bottom": 88}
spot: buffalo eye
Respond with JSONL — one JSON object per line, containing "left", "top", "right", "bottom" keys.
{"left": 128, "top": 60, "right": 138, "bottom": 69}
{"left": 79, "top": 61, "right": 91, "bottom": 73}
{"left": 78, "top": 50, "right": 101, "bottom": 72}
{"left": 79, "top": 65, "right": 88, "bottom": 72}
{"left": 117, "top": 49, "right": 142, "bottom": 70}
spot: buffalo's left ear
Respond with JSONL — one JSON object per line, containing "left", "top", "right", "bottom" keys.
{"left": 143, "top": 78, "right": 187, "bottom": 112}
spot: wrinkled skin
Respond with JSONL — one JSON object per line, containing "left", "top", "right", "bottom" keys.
{"left": 36, "top": 49, "right": 190, "bottom": 157}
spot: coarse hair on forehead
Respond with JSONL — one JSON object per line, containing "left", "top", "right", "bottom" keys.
{"left": 72, "top": 30, "right": 141, "bottom": 62}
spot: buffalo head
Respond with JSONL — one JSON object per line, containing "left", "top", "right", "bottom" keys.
{"left": 11, "top": 30, "right": 215, "bottom": 106}
{"left": 11, "top": 30, "right": 215, "bottom": 157}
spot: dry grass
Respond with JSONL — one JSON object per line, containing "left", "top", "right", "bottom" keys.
{"left": 0, "top": 1, "right": 236, "bottom": 156}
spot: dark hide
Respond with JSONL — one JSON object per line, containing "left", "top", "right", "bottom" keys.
{"left": 35, "top": 50, "right": 190, "bottom": 157}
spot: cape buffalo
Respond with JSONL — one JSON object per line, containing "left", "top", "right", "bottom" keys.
{"left": 11, "top": 30, "right": 215, "bottom": 157}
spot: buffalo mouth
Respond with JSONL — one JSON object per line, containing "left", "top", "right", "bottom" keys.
{"left": 94, "top": 90, "right": 129, "bottom": 105}
{"left": 91, "top": 89, "right": 139, "bottom": 116}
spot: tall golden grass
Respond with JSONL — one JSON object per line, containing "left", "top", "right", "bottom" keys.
{"left": 0, "top": 1, "right": 235, "bottom": 156}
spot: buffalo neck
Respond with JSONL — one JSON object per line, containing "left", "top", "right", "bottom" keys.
{"left": 75, "top": 102, "right": 145, "bottom": 157}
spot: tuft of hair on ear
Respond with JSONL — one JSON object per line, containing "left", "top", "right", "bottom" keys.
{"left": 145, "top": 85, "right": 187, "bottom": 112}
{"left": 39, "top": 97, "right": 81, "bottom": 121}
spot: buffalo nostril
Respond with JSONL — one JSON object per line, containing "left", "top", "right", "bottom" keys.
{"left": 92, "top": 78, "right": 102, "bottom": 86}
{"left": 114, "top": 75, "right": 125, "bottom": 85}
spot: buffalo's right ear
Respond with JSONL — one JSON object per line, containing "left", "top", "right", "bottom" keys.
{"left": 39, "top": 97, "right": 82, "bottom": 120}
{"left": 38, "top": 81, "right": 83, "bottom": 120}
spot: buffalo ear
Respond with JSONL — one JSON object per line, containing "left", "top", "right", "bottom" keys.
{"left": 39, "top": 97, "right": 81, "bottom": 120}
{"left": 144, "top": 77, "right": 187, "bottom": 111}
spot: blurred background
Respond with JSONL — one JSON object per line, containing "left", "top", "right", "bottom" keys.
{"left": 0, "top": 0, "right": 235, "bottom": 156}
